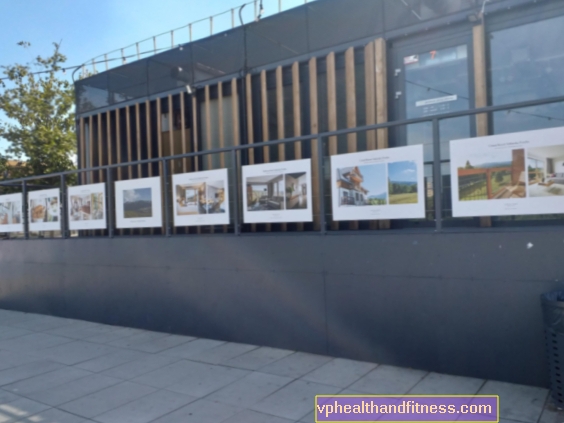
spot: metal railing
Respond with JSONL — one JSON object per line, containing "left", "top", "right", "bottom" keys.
{"left": 2, "top": 94, "right": 564, "bottom": 239}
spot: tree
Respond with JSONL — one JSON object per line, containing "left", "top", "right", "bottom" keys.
{"left": 0, "top": 42, "right": 76, "bottom": 184}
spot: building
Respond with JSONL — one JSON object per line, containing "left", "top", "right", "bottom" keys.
{"left": 1, "top": 0, "right": 563, "bottom": 388}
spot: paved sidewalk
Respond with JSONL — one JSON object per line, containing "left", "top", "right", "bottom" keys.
{"left": 0, "top": 309, "right": 557, "bottom": 423}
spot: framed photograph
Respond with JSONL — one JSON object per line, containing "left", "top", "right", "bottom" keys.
{"left": 172, "top": 169, "right": 230, "bottom": 227}
{"left": 28, "top": 188, "right": 61, "bottom": 232}
{"left": 0, "top": 193, "right": 23, "bottom": 233}
{"left": 450, "top": 126, "right": 564, "bottom": 217}
{"left": 115, "top": 177, "right": 162, "bottom": 229}
{"left": 331, "top": 145, "right": 426, "bottom": 221}
{"left": 242, "top": 159, "right": 313, "bottom": 224}
{"left": 68, "top": 183, "right": 106, "bottom": 230}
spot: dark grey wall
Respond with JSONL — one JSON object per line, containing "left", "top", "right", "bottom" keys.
{"left": 0, "top": 229, "right": 562, "bottom": 387}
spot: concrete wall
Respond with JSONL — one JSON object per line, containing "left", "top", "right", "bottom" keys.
{"left": 0, "top": 228, "right": 562, "bottom": 387}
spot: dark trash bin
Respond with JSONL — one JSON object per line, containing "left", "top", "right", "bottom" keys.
{"left": 541, "top": 291, "right": 564, "bottom": 408}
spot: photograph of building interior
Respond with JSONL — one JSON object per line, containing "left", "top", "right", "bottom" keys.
{"left": 176, "top": 181, "right": 226, "bottom": 215}
{"left": 528, "top": 145, "right": 564, "bottom": 197}
{"left": 246, "top": 174, "right": 285, "bottom": 211}
{"left": 284, "top": 172, "right": 308, "bottom": 210}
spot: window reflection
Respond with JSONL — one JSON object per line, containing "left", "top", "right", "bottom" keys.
{"left": 490, "top": 15, "right": 564, "bottom": 134}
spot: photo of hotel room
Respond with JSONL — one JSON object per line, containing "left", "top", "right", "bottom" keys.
{"left": 527, "top": 145, "right": 564, "bottom": 197}
{"left": 246, "top": 174, "right": 285, "bottom": 211}
{"left": 285, "top": 173, "right": 308, "bottom": 210}
{"left": 176, "top": 181, "right": 226, "bottom": 215}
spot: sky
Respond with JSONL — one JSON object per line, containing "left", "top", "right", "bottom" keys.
{"left": 124, "top": 188, "right": 151, "bottom": 203}
{"left": 358, "top": 164, "right": 387, "bottom": 196}
{"left": 0, "top": 0, "right": 308, "bottom": 153}
{"left": 388, "top": 161, "right": 418, "bottom": 183}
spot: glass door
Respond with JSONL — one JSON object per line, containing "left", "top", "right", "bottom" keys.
{"left": 391, "top": 35, "right": 475, "bottom": 225}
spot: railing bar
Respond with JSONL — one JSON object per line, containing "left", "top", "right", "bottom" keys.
{"left": 316, "top": 136, "right": 326, "bottom": 234}
{"left": 60, "top": 174, "right": 68, "bottom": 239}
{"left": 231, "top": 149, "right": 240, "bottom": 236}
{"left": 162, "top": 159, "right": 171, "bottom": 237}
{"left": 106, "top": 167, "right": 114, "bottom": 238}
{"left": 22, "top": 181, "right": 29, "bottom": 240}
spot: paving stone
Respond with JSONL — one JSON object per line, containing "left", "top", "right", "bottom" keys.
{"left": 259, "top": 352, "right": 333, "bottom": 379}
{"left": 0, "top": 327, "right": 34, "bottom": 342}
{"left": 58, "top": 381, "right": 156, "bottom": 419}
{"left": 25, "top": 373, "right": 122, "bottom": 406}
{"left": 9, "top": 315, "right": 75, "bottom": 332}
{"left": 99, "top": 354, "right": 180, "bottom": 380}
{"left": 188, "top": 342, "right": 258, "bottom": 365}
{"left": 0, "top": 361, "right": 65, "bottom": 387}
{"left": 478, "top": 380, "right": 548, "bottom": 423}
{"left": 251, "top": 380, "right": 340, "bottom": 421}
{"left": 222, "top": 409, "right": 295, "bottom": 423}
{"left": 0, "top": 390, "right": 22, "bottom": 405}
{"left": 46, "top": 323, "right": 121, "bottom": 341}
{"left": 126, "top": 335, "right": 195, "bottom": 354}
{"left": 75, "top": 350, "right": 149, "bottom": 373}
{"left": 207, "top": 371, "right": 293, "bottom": 407}
{"left": 132, "top": 360, "right": 209, "bottom": 389}
{"left": 0, "top": 397, "right": 51, "bottom": 423}
{"left": 301, "top": 358, "right": 377, "bottom": 388}
{"left": 165, "top": 363, "right": 249, "bottom": 398}
{"left": 106, "top": 331, "right": 170, "bottom": 349}
{"left": 86, "top": 328, "right": 148, "bottom": 345}
{"left": 3, "top": 367, "right": 92, "bottom": 395}
{"left": 28, "top": 341, "right": 119, "bottom": 365}
{"left": 409, "top": 372, "right": 485, "bottom": 395}
{"left": 224, "top": 347, "right": 294, "bottom": 371}
{"left": 16, "top": 407, "right": 90, "bottom": 423}
{"left": 161, "top": 339, "right": 225, "bottom": 359}
{"left": 151, "top": 399, "right": 243, "bottom": 423}
{"left": 93, "top": 389, "right": 196, "bottom": 423}
{"left": 0, "top": 350, "right": 41, "bottom": 372}
{"left": 348, "top": 365, "right": 427, "bottom": 394}
{"left": 0, "top": 333, "right": 73, "bottom": 352}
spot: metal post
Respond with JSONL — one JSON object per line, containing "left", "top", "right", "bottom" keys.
{"left": 279, "top": 0, "right": 282, "bottom": 12}
{"left": 136, "top": 43, "right": 141, "bottom": 60}
{"left": 104, "top": 54, "right": 109, "bottom": 71}
{"left": 153, "top": 36, "right": 157, "bottom": 55}
{"left": 162, "top": 159, "right": 171, "bottom": 237}
{"left": 60, "top": 174, "right": 68, "bottom": 239}
{"left": 316, "top": 136, "right": 326, "bottom": 234}
{"left": 106, "top": 167, "right": 114, "bottom": 238}
{"left": 171, "top": 30, "right": 174, "bottom": 48}
{"left": 22, "top": 181, "right": 29, "bottom": 240}
{"left": 189, "top": 24, "right": 193, "bottom": 42}
{"left": 432, "top": 118, "right": 443, "bottom": 232}
{"left": 210, "top": 16, "right": 213, "bottom": 35}
{"left": 231, "top": 9, "right": 235, "bottom": 28}
{"left": 230, "top": 149, "right": 240, "bottom": 236}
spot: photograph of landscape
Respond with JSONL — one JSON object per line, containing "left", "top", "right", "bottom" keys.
{"left": 30, "top": 197, "right": 59, "bottom": 223}
{"left": 336, "top": 164, "right": 387, "bottom": 207}
{"left": 457, "top": 149, "right": 526, "bottom": 201}
{"left": 388, "top": 161, "right": 418, "bottom": 204}
{"left": 0, "top": 201, "right": 21, "bottom": 225}
{"left": 123, "top": 188, "right": 153, "bottom": 218}
{"left": 527, "top": 145, "right": 564, "bottom": 197}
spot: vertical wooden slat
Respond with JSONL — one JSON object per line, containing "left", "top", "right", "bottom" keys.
{"left": 260, "top": 70, "right": 271, "bottom": 232}
{"left": 375, "top": 38, "right": 391, "bottom": 230}
{"left": 88, "top": 115, "right": 94, "bottom": 184}
{"left": 126, "top": 106, "right": 133, "bottom": 180}
{"left": 309, "top": 58, "right": 320, "bottom": 231}
{"left": 180, "top": 92, "right": 187, "bottom": 173}
{"left": 192, "top": 94, "right": 201, "bottom": 234}
{"left": 218, "top": 82, "right": 226, "bottom": 168}
{"left": 473, "top": 24, "right": 492, "bottom": 228}
{"left": 135, "top": 104, "right": 142, "bottom": 178}
{"left": 217, "top": 82, "right": 227, "bottom": 233}
{"left": 292, "top": 62, "right": 304, "bottom": 232}
{"left": 205, "top": 85, "right": 212, "bottom": 171}
{"left": 156, "top": 98, "right": 165, "bottom": 234}
{"left": 106, "top": 111, "right": 112, "bottom": 170}
{"left": 116, "top": 109, "right": 122, "bottom": 182}
{"left": 276, "top": 66, "right": 287, "bottom": 232}
{"left": 326, "top": 52, "right": 338, "bottom": 230}
{"left": 345, "top": 47, "right": 358, "bottom": 230}
{"left": 365, "top": 41, "right": 377, "bottom": 151}
{"left": 231, "top": 79, "right": 240, "bottom": 147}
{"left": 79, "top": 118, "right": 86, "bottom": 180}
{"left": 246, "top": 73, "right": 256, "bottom": 233}
{"left": 145, "top": 100, "right": 153, "bottom": 177}
{"left": 168, "top": 95, "right": 174, "bottom": 173}
{"left": 365, "top": 41, "right": 378, "bottom": 231}
{"left": 97, "top": 114, "right": 104, "bottom": 182}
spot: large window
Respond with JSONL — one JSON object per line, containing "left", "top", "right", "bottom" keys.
{"left": 490, "top": 14, "right": 564, "bottom": 134}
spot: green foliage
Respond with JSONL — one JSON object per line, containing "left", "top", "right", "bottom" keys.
{"left": 0, "top": 42, "right": 76, "bottom": 185}
{"left": 389, "top": 180, "right": 417, "bottom": 195}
